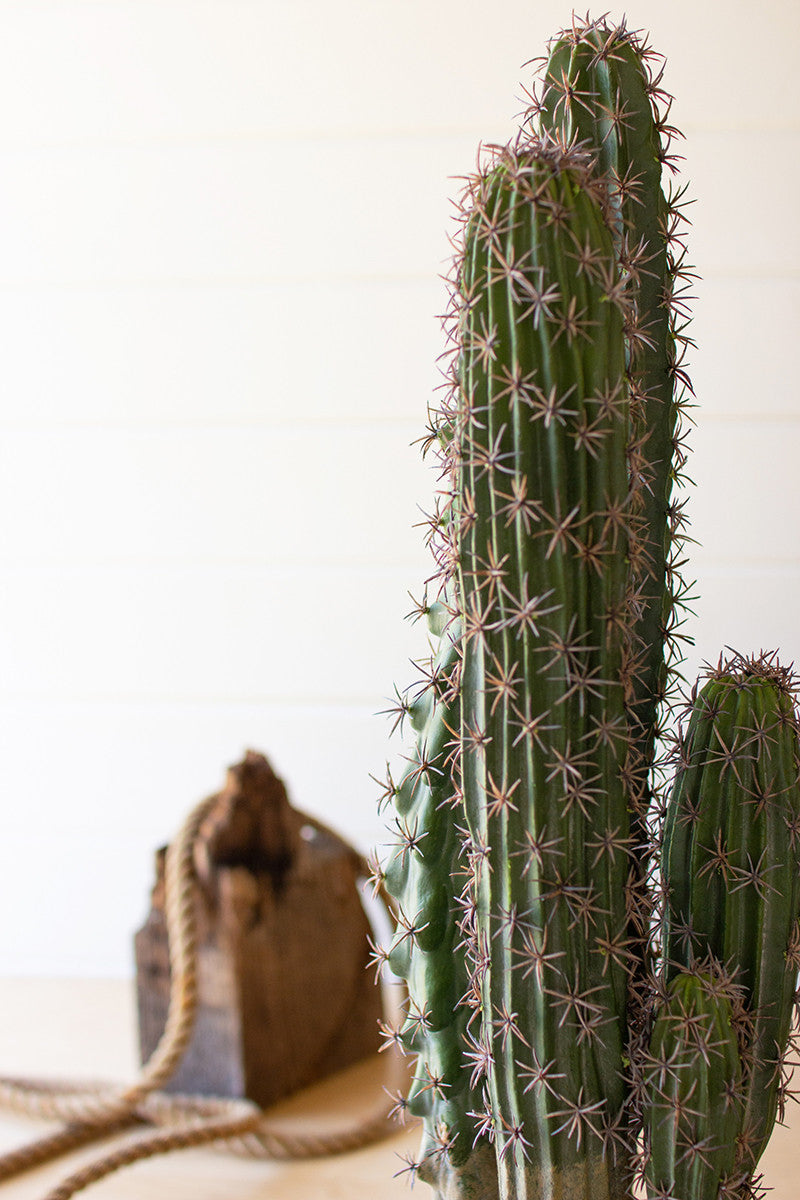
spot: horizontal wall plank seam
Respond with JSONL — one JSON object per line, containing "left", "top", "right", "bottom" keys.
{"left": 0, "top": 413, "right": 796, "bottom": 432}
{"left": 0, "top": 559, "right": 795, "bottom": 574}
{"left": 0, "top": 122, "right": 795, "bottom": 152}
{"left": 0, "top": 269, "right": 794, "bottom": 289}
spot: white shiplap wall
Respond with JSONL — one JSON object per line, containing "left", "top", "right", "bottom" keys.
{"left": 0, "top": 0, "right": 796, "bottom": 975}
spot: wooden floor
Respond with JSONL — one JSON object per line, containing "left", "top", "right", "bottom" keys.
{"left": 0, "top": 978, "right": 419, "bottom": 1198}
{"left": 0, "top": 978, "right": 797, "bottom": 1198}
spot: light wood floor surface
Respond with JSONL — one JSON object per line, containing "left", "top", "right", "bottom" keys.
{"left": 0, "top": 978, "right": 796, "bottom": 1198}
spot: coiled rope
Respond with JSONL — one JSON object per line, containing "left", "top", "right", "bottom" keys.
{"left": 0, "top": 798, "right": 406, "bottom": 1198}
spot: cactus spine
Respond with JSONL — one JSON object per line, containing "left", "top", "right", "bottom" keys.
{"left": 375, "top": 16, "right": 800, "bottom": 1200}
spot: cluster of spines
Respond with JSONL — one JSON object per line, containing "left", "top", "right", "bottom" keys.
{"left": 657, "top": 651, "right": 800, "bottom": 1195}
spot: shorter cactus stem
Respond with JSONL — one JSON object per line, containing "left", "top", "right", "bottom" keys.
{"left": 660, "top": 651, "right": 800, "bottom": 1178}
{"left": 644, "top": 970, "right": 743, "bottom": 1200}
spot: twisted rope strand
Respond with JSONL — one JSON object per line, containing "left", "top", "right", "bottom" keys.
{"left": 0, "top": 1120, "right": 139, "bottom": 1184}
{"left": 40, "top": 1113, "right": 262, "bottom": 1200}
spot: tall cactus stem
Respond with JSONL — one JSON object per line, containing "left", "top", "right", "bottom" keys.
{"left": 533, "top": 15, "right": 694, "bottom": 805}
{"left": 451, "top": 136, "right": 636, "bottom": 1200}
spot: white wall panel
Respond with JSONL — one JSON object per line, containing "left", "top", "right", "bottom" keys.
{"left": 0, "top": 697, "right": 406, "bottom": 839}
{"left": 0, "top": 280, "right": 446, "bottom": 425}
{"left": 684, "top": 132, "right": 800, "bottom": 277}
{"left": 684, "top": 569, "right": 800, "bottom": 686}
{"left": 0, "top": 0, "right": 528, "bottom": 146}
{"left": 671, "top": 419, "right": 800, "bottom": 680}
{"left": 0, "top": 1, "right": 794, "bottom": 145}
{"left": 692, "top": 278, "right": 800, "bottom": 417}
{"left": 0, "top": 425, "right": 429, "bottom": 564}
{"left": 0, "top": 0, "right": 795, "bottom": 976}
{"left": 689, "top": 419, "right": 800, "bottom": 566}
{"left": 0, "top": 564, "right": 431, "bottom": 701}
{"left": 0, "top": 828, "right": 152, "bottom": 974}
{"left": 0, "top": 136, "right": 475, "bottom": 285}
{"left": 2, "top": 131, "right": 796, "bottom": 287}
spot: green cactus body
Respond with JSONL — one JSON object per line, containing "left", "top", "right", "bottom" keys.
{"left": 644, "top": 971, "right": 742, "bottom": 1200}
{"left": 536, "top": 18, "right": 685, "bottom": 787}
{"left": 383, "top": 606, "right": 500, "bottom": 1198}
{"left": 454, "top": 139, "right": 634, "bottom": 1199}
{"left": 661, "top": 655, "right": 800, "bottom": 1171}
{"left": 375, "top": 20, "right": 800, "bottom": 1200}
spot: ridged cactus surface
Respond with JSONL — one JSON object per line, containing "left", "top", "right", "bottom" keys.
{"left": 452, "top": 136, "right": 635, "bottom": 1200}
{"left": 661, "top": 653, "right": 800, "bottom": 1174}
{"left": 381, "top": 604, "right": 499, "bottom": 1198}
{"left": 533, "top": 14, "right": 693, "bottom": 822}
{"left": 643, "top": 970, "right": 743, "bottom": 1200}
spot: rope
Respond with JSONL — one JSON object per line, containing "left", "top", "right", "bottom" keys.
{"left": 0, "top": 798, "right": 406, "bottom": 1197}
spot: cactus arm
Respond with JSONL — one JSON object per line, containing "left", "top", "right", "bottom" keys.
{"left": 644, "top": 971, "right": 742, "bottom": 1200}
{"left": 382, "top": 606, "right": 500, "bottom": 1198}
{"left": 661, "top": 654, "right": 800, "bottom": 1172}
{"left": 454, "top": 140, "right": 634, "bottom": 1200}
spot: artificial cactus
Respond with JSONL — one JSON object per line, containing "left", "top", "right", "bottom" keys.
{"left": 376, "top": 15, "right": 800, "bottom": 1200}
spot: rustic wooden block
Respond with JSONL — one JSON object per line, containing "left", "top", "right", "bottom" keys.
{"left": 135, "top": 751, "right": 382, "bottom": 1108}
